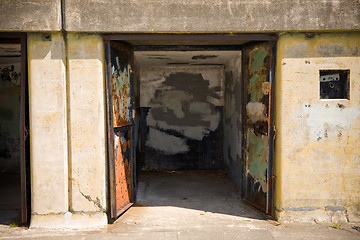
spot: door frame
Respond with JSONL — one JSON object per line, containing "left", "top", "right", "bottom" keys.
{"left": 0, "top": 33, "right": 29, "bottom": 224}
{"left": 102, "top": 33, "right": 277, "bottom": 217}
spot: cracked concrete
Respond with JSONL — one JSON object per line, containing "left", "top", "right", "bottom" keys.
{"left": 78, "top": 190, "right": 104, "bottom": 212}
{"left": 1, "top": 171, "right": 359, "bottom": 239}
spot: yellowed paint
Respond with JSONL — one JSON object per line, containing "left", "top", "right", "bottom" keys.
{"left": 67, "top": 33, "right": 107, "bottom": 213}
{"left": 28, "top": 33, "right": 69, "bottom": 215}
{"left": 275, "top": 32, "right": 360, "bottom": 223}
{"left": 28, "top": 32, "right": 108, "bottom": 229}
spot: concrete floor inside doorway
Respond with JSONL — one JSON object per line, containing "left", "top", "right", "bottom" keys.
{"left": 1, "top": 171, "right": 360, "bottom": 239}
{"left": 117, "top": 170, "right": 267, "bottom": 229}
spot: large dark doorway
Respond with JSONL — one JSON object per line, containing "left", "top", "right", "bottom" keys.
{"left": 104, "top": 34, "right": 276, "bottom": 220}
{"left": 0, "top": 34, "right": 29, "bottom": 225}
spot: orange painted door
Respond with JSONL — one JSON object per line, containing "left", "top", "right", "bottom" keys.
{"left": 105, "top": 41, "right": 136, "bottom": 218}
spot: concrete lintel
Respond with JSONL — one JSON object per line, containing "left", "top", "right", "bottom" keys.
{"left": 64, "top": 0, "right": 360, "bottom": 32}
{"left": 0, "top": 0, "right": 61, "bottom": 31}
{"left": 30, "top": 212, "right": 107, "bottom": 230}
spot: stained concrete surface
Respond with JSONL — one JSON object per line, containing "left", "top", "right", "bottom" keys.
{"left": 64, "top": 0, "right": 360, "bottom": 32}
{"left": 0, "top": 170, "right": 360, "bottom": 239}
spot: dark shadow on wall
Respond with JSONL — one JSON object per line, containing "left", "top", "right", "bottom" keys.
{"left": 139, "top": 72, "right": 224, "bottom": 171}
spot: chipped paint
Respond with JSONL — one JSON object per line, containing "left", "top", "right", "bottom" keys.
{"left": 112, "top": 62, "right": 132, "bottom": 126}
{"left": 275, "top": 32, "right": 360, "bottom": 223}
{"left": 246, "top": 128, "right": 268, "bottom": 192}
{"left": 246, "top": 102, "right": 267, "bottom": 124}
{"left": 243, "top": 43, "right": 271, "bottom": 211}
{"left": 108, "top": 41, "right": 135, "bottom": 217}
{"left": 114, "top": 129, "right": 132, "bottom": 209}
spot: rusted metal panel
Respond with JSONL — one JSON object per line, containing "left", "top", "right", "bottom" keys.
{"left": 114, "top": 127, "right": 133, "bottom": 215}
{"left": 242, "top": 42, "right": 272, "bottom": 213}
{"left": 111, "top": 45, "right": 134, "bottom": 127}
{"left": 105, "top": 41, "right": 136, "bottom": 219}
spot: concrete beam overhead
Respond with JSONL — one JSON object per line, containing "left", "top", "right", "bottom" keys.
{"left": 0, "top": 0, "right": 61, "bottom": 31}
{"left": 64, "top": 0, "right": 360, "bottom": 32}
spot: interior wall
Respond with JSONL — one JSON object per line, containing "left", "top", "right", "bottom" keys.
{"left": 223, "top": 53, "right": 243, "bottom": 190}
{"left": 0, "top": 44, "right": 21, "bottom": 174}
{"left": 139, "top": 66, "right": 224, "bottom": 170}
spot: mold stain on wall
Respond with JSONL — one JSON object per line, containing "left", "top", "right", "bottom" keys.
{"left": 139, "top": 66, "right": 224, "bottom": 170}
{"left": 223, "top": 53, "right": 243, "bottom": 190}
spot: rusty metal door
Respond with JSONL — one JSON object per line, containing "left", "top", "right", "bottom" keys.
{"left": 242, "top": 42, "right": 275, "bottom": 214}
{"left": 105, "top": 41, "right": 136, "bottom": 218}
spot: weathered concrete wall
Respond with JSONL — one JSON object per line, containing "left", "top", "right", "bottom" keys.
{"left": 64, "top": 0, "right": 360, "bottom": 32}
{"left": 67, "top": 33, "right": 107, "bottom": 217}
{"left": 0, "top": 50, "right": 21, "bottom": 173}
{"left": 275, "top": 32, "right": 360, "bottom": 223}
{"left": 140, "top": 66, "right": 224, "bottom": 170}
{"left": 0, "top": 0, "right": 61, "bottom": 31}
{"left": 0, "top": 0, "right": 359, "bottom": 32}
{"left": 28, "top": 33, "right": 107, "bottom": 229}
{"left": 28, "top": 33, "right": 68, "bottom": 216}
{"left": 223, "top": 53, "right": 243, "bottom": 190}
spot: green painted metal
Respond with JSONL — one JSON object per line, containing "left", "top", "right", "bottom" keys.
{"left": 242, "top": 42, "right": 271, "bottom": 212}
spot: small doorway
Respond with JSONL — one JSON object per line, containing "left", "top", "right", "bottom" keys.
{"left": 0, "top": 34, "right": 29, "bottom": 225}
{"left": 104, "top": 34, "right": 276, "bottom": 220}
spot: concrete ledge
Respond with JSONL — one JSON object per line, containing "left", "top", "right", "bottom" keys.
{"left": 30, "top": 212, "right": 108, "bottom": 230}
{"left": 0, "top": 0, "right": 61, "bottom": 31}
{"left": 64, "top": 0, "right": 360, "bottom": 32}
{"left": 276, "top": 208, "right": 358, "bottom": 224}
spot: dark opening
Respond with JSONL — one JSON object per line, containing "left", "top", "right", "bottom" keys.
{"left": 320, "top": 69, "right": 350, "bottom": 99}
{"left": 0, "top": 35, "right": 29, "bottom": 226}
{"left": 105, "top": 34, "right": 276, "bottom": 220}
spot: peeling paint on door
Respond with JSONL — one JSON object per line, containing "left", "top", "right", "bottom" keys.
{"left": 107, "top": 41, "right": 136, "bottom": 218}
{"left": 243, "top": 42, "right": 271, "bottom": 211}
{"left": 112, "top": 62, "right": 132, "bottom": 126}
{"left": 246, "top": 128, "right": 268, "bottom": 192}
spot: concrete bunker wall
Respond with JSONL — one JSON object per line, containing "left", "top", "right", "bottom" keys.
{"left": 275, "top": 32, "right": 360, "bottom": 223}
{"left": 28, "top": 33, "right": 107, "bottom": 229}
{"left": 23, "top": 31, "right": 360, "bottom": 229}
{"left": 2, "top": 1, "right": 359, "bottom": 32}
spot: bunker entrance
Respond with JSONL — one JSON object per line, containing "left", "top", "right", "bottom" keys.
{"left": 104, "top": 36, "right": 276, "bottom": 219}
{"left": 0, "top": 35, "right": 29, "bottom": 225}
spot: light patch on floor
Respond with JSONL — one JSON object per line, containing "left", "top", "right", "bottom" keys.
{"left": 113, "top": 171, "right": 268, "bottom": 232}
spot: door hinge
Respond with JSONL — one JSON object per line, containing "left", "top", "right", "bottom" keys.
{"left": 273, "top": 125, "right": 276, "bottom": 141}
